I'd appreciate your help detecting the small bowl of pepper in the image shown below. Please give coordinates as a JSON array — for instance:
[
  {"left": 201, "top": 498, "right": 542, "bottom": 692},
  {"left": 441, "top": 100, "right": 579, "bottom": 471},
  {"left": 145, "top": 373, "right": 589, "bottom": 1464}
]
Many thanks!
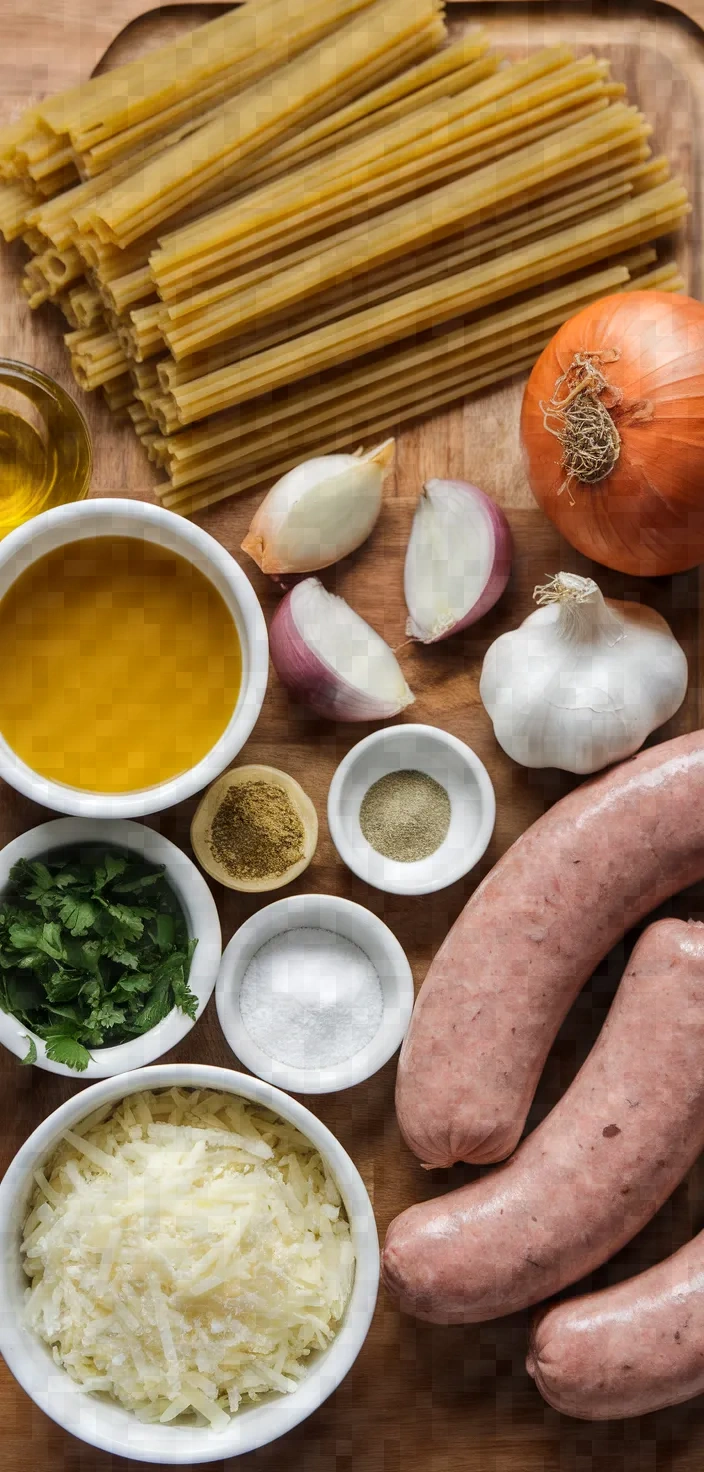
[
  {"left": 190, "top": 764, "right": 318, "bottom": 892},
  {"left": 327, "top": 724, "right": 496, "bottom": 896}
]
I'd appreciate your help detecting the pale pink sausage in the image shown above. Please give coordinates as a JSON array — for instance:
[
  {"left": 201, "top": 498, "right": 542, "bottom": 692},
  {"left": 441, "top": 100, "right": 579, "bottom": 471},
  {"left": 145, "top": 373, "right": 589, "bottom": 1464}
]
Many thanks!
[
  {"left": 396, "top": 730, "right": 704, "bottom": 1168},
  {"left": 528, "top": 1230, "right": 704, "bottom": 1420},
  {"left": 384, "top": 920, "right": 704, "bottom": 1324}
]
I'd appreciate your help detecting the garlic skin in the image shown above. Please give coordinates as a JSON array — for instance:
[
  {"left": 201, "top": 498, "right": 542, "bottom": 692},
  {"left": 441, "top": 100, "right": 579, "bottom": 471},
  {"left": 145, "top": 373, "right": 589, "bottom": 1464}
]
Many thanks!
[
  {"left": 479, "top": 572, "right": 688, "bottom": 775},
  {"left": 241, "top": 439, "right": 394, "bottom": 575}
]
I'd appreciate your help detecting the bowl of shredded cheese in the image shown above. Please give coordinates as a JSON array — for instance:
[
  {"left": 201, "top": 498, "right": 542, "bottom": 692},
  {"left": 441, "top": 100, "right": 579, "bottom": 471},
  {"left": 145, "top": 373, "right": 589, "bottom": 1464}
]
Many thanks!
[{"left": 0, "top": 1064, "right": 379, "bottom": 1463}]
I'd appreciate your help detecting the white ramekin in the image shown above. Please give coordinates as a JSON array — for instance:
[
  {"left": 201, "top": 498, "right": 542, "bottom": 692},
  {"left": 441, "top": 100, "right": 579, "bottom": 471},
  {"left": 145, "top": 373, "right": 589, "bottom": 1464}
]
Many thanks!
[
  {"left": 327, "top": 724, "right": 496, "bottom": 895},
  {"left": 0, "top": 1064, "right": 379, "bottom": 1463},
  {"left": 216, "top": 892, "right": 415, "bottom": 1093},
  {"left": 0, "top": 499, "right": 269, "bottom": 817},
  {"left": 0, "top": 818, "right": 221, "bottom": 1077}
]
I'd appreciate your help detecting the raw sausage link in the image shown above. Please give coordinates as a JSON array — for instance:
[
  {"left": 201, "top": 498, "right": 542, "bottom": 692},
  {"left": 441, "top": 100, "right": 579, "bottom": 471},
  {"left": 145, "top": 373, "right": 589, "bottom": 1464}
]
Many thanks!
[
  {"left": 384, "top": 920, "right": 704, "bottom": 1324},
  {"left": 396, "top": 729, "right": 704, "bottom": 1168},
  {"left": 527, "top": 1228, "right": 704, "bottom": 1420}
]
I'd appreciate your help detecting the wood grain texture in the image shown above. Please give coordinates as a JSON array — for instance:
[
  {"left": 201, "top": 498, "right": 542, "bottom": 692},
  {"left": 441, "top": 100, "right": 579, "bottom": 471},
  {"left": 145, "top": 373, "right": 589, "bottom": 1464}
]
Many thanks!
[{"left": 2, "top": 2, "right": 704, "bottom": 1468}]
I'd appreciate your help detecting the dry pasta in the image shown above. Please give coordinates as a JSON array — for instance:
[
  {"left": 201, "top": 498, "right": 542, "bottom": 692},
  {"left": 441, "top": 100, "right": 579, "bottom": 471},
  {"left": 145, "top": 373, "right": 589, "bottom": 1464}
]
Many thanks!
[
  {"left": 152, "top": 253, "right": 661, "bottom": 485},
  {"left": 0, "top": 0, "right": 690, "bottom": 516},
  {"left": 158, "top": 258, "right": 683, "bottom": 514},
  {"left": 102, "top": 375, "right": 135, "bottom": 414},
  {"left": 158, "top": 102, "right": 653, "bottom": 358},
  {"left": 152, "top": 51, "right": 618, "bottom": 301},
  {"left": 33, "top": 0, "right": 381, "bottom": 158},
  {"left": 165, "top": 173, "right": 687, "bottom": 422},
  {"left": 225, "top": 31, "right": 495, "bottom": 199},
  {"left": 79, "top": 0, "right": 446, "bottom": 247},
  {"left": 155, "top": 94, "right": 636, "bottom": 359},
  {"left": 153, "top": 160, "right": 662, "bottom": 407}
]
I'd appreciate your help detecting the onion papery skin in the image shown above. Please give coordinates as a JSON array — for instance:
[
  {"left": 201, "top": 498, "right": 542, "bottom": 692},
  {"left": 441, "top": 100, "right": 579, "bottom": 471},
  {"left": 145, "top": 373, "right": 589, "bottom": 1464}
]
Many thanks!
[
  {"left": 521, "top": 292, "right": 704, "bottom": 577},
  {"left": 270, "top": 584, "right": 413, "bottom": 721}
]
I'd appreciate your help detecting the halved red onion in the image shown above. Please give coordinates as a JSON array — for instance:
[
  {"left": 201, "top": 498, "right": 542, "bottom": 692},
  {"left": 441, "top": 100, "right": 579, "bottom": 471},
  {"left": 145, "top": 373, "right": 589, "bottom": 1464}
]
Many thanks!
[
  {"left": 404, "top": 478, "right": 513, "bottom": 643},
  {"left": 270, "top": 577, "right": 414, "bottom": 721}
]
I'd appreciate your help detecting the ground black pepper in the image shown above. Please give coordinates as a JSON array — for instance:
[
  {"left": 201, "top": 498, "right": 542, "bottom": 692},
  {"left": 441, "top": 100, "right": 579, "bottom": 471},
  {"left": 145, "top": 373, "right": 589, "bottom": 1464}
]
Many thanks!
[
  {"left": 209, "top": 780, "right": 305, "bottom": 880},
  {"left": 359, "top": 768, "right": 451, "bottom": 862}
]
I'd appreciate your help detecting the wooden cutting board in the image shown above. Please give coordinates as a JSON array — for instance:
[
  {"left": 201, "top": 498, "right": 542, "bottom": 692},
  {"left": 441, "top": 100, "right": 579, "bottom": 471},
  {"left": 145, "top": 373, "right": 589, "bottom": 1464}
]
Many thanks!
[{"left": 2, "top": 2, "right": 704, "bottom": 1468}]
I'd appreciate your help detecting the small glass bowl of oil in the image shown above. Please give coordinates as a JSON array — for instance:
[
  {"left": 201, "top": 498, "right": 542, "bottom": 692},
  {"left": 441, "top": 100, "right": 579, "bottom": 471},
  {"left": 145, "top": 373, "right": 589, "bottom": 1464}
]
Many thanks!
[{"left": 0, "top": 359, "right": 92, "bottom": 537}]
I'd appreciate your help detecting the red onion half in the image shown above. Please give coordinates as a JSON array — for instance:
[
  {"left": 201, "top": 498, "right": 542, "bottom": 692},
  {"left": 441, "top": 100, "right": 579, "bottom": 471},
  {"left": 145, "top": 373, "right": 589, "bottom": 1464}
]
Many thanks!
[
  {"left": 270, "top": 577, "right": 414, "bottom": 721},
  {"left": 404, "top": 479, "right": 512, "bottom": 643}
]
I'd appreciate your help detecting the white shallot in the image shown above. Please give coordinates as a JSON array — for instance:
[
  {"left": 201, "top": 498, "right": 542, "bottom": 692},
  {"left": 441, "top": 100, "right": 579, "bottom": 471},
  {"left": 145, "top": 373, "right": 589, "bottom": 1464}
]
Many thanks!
[
  {"left": 269, "top": 576, "right": 414, "bottom": 721},
  {"left": 404, "top": 478, "right": 512, "bottom": 642},
  {"left": 241, "top": 440, "right": 394, "bottom": 575},
  {"left": 479, "top": 571, "right": 688, "bottom": 774}
]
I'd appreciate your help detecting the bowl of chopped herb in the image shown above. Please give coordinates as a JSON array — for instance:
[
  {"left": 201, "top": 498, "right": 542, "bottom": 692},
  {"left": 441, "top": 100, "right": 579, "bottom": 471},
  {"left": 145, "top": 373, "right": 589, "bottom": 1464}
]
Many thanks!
[{"left": 0, "top": 818, "right": 221, "bottom": 1076}]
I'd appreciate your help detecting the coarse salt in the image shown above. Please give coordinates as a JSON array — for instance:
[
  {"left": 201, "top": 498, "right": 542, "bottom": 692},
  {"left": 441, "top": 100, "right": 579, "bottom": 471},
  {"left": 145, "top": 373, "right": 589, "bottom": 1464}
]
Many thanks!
[{"left": 239, "top": 927, "right": 383, "bottom": 1069}]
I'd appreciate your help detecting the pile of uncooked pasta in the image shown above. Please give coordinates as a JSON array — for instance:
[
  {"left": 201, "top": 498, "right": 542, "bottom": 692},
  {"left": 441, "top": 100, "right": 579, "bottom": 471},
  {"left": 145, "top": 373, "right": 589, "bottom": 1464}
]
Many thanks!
[{"left": 0, "top": 0, "right": 688, "bottom": 514}]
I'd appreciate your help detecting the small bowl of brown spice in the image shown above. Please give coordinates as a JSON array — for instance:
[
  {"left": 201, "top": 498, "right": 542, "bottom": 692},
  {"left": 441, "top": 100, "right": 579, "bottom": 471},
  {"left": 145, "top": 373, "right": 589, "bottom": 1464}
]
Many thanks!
[{"left": 190, "top": 764, "right": 318, "bottom": 892}]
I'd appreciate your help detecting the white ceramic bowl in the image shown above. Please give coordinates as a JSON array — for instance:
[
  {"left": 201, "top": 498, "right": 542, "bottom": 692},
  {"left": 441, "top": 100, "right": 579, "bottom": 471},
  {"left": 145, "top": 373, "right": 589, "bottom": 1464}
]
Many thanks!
[
  {"left": 0, "top": 818, "right": 221, "bottom": 1077},
  {"left": 0, "top": 499, "right": 269, "bottom": 818},
  {"left": 0, "top": 1063, "right": 379, "bottom": 1464},
  {"left": 327, "top": 723, "right": 496, "bottom": 896},
  {"left": 216, "top": 893, "right": 414, "bottom": 1094}
]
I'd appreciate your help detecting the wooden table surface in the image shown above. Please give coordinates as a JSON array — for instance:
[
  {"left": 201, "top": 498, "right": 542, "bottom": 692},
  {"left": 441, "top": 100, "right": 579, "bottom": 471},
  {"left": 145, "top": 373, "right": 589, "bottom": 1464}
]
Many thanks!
[{"left": 3, "top": 1, "right": 704, "bottom": 1468}]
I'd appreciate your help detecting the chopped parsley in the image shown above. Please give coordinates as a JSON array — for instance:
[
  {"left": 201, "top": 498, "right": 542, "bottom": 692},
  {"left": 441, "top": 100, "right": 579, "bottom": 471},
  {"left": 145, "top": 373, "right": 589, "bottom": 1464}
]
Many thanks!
[{"left": 0, "top": 848, "right": 197, "bottom": 1071}]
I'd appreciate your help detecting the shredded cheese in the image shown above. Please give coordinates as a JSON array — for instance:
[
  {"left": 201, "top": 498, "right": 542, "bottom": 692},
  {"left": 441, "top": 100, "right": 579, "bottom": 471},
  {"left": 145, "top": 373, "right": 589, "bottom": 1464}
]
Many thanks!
[{"left": 21, "top": 1088, "right": 355, "bottom": 1428}]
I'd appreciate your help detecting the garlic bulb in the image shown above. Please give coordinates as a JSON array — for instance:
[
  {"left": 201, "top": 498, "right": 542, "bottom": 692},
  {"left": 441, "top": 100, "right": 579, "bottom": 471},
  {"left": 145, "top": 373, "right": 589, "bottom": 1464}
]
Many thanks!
[
  {"left": 479, "top": 572, "right": 688, "bottom": 774},
  {"left": 241, "top": 440, "right": 394, "bottom": 576}
]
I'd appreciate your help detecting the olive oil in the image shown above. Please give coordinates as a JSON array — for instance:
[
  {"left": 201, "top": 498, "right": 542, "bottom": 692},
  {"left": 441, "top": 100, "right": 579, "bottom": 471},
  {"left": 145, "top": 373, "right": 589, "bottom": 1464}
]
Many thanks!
[{"left": 0, "top": 361, "right": 92, "bottom": 535}]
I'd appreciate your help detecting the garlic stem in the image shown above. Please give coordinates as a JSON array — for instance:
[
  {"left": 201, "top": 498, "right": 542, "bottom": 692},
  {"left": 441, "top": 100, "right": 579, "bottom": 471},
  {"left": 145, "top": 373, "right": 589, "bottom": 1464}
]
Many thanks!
[{"left": 534, "top": 572, "right": 625, "bottom": 648}]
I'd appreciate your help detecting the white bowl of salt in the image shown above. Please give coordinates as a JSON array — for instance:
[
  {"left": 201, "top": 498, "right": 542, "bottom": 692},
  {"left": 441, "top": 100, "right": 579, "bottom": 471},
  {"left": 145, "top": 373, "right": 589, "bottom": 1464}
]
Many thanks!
[{"left": 215, "top": 894, "right": 414, "bottom": 1093}]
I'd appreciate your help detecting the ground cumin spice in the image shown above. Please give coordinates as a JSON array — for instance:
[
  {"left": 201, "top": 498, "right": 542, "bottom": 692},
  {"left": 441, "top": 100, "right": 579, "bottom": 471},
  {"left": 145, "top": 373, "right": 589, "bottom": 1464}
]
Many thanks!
[{"left": 209, "top": 780, "right": 305, "bottom": 881}]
